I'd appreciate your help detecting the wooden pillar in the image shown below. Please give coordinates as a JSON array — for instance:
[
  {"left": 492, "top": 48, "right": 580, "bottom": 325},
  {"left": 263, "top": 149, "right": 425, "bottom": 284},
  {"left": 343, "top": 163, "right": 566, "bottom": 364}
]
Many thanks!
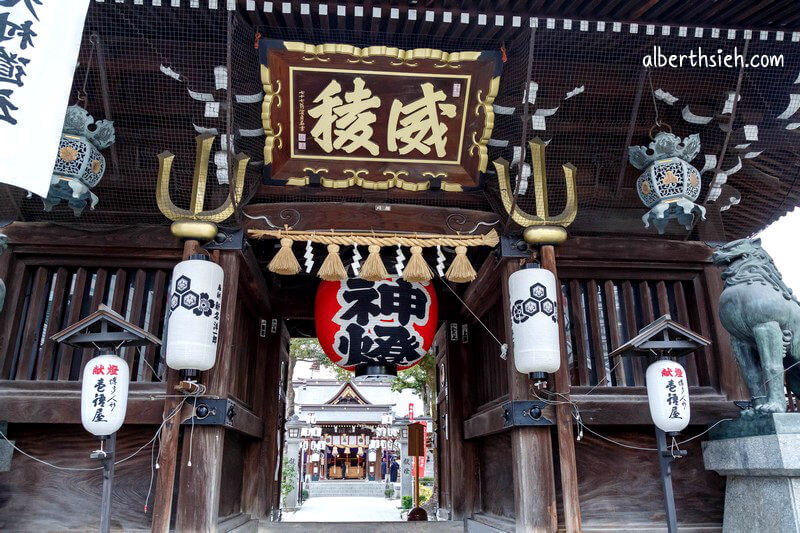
[
  {"left": 151, "top": 239, "right": 199, "bottom": 533},
  {"left": 500, "top": 259, "right": 558, "bottom": 533},
  {"left": 174, "top": 250, "right": 240, "bottom": 532},
  {"left": 241, "top": 314, "right": 273, "bottom": 519},
  {"left": 447, "top": 328, "right": 479, "bottom": 520},
  {"left": 541, "top": 245, "right": 582, "bottom": 533}
]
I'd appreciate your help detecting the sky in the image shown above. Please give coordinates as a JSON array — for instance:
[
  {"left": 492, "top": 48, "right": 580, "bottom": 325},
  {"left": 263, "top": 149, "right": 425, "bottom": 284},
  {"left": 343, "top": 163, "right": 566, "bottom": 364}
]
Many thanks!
[{"left": 757, "top": 207, "right": 800, "bottom": 293}]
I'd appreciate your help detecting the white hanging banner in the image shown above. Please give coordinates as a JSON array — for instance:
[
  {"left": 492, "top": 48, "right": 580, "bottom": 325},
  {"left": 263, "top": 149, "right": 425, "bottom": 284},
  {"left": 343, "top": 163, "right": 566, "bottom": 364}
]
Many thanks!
[{"left": 0, "top": 1, "right": 91, "bottom": 198}]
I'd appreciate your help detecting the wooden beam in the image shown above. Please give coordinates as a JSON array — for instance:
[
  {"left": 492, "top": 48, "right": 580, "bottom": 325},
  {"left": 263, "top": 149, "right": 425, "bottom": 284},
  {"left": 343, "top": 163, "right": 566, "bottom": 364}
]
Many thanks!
[
  {"left": 3, "top": 222, "right": 181, "bottom": 254},
  {"left": 541, "top": 245, "right": 581, "bottom": 533},
  {"left": 446, "top": 325, "right": 479, "bottom": 519},
  {"left": 152, "top": 239, "right": 200, "bottom": 533},
  {"left": 702, "top": 265, "right": 748, "bottom": 400},
  {"left": 556, "top": 235, "right": 712, "bottom": 263},
  {"left": 15, "top": 267, "right": 49, "bottom": 380},
  {"left": 243, "top": 202, "right": 499, "bottom": 235},
  {"left": 241, "top": 312, "right": 275, "bottom": 519},
  {"left": 175, "top": 250, "right": 240, "bottom": 532},
  {"left": 463, "top": 400, "right": 556, "bottom": 440},
  {"left": 461, "top": 253, "right": 500, "bottom": 320},
  {"left": 499, "top": 258, "right": 557, "bottom": 532},
  {"left": 0, "top": 381, "right": 165, "bottom": 423},
  {"left": 239, "top": 245, "right": 271, "bottom": 317},
  {"left": 36, "top": 267, "right": 68, "bottom": 381},
  {"left": 571, "top": 388, "right": 739, "bottom": 425}
]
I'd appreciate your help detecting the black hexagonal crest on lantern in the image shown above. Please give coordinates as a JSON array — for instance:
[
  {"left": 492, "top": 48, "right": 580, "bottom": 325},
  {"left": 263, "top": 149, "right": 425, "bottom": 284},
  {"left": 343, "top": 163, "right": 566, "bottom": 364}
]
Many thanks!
[
  {"left": 523, "top": 298, "right": 540, "bottom": 315},
  {"left": 175, "top": 275, "right": 191, "bottom": 294},
  {"left": 181, "top": 290, "right": 199, "bottom": 310},
  {"left": 169, "top": 294, "right": 180, "bottom": 311},
  {"left": 512, "top": 283, "right": 559, "bottom": 324},
  {"left": 530, "top": 283, "right": 547, "bottom": 300}
]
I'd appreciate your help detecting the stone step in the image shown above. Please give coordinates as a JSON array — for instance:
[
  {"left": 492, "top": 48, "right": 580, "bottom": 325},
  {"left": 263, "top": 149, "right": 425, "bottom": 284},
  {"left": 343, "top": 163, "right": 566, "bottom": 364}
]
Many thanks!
[
  {"left": 306, "top": 481, "right": 395, "bottom": 498},
  {"left": 259, "top": 521, "right": 465, "bottom": 532}
]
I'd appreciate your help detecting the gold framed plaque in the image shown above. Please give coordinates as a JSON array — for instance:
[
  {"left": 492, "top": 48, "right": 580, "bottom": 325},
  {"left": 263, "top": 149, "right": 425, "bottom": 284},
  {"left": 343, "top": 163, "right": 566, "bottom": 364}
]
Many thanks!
[{"left": 258, "top": 39, "right": 503, "bottom": 191}]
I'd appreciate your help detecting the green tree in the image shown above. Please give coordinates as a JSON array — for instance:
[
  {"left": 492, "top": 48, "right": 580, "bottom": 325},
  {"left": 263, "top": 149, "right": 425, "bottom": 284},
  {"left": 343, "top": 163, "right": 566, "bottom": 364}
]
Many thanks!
[
  {"left": 286, "top": 338, "right": 351, "bottom": 417},
  {"left": 280, "top": 456, "right": 297, "bottom": 502},
  {"left": 391, "top": 353, "right": 436, "bottom": 417}
]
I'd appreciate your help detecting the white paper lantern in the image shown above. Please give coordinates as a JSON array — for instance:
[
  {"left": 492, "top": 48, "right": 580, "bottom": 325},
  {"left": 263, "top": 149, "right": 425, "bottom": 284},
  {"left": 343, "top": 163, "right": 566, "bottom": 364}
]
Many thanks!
[
  {"left": 302, "top": 440, "right": 309, "bottom": 450},
  {"left": 311, "top": 453, "right": 320, "bottom": 462},
  {"left": 314, "top": 427, "right": 322, "bottom": 437},
  {"left": 81, "top": 353, "right": 129, "bottom": 436},
  {"left": 508, "top": 266, "right": 561, "bottom": 374},
  {"left": 646, "top": 360, "right": 691, "bottom": 433},
  {"left": 368, "top": 450, "right": 376, "bottom": 462},
  {"left": 165, "top": 255, "right": 224, "bottom": 371}
]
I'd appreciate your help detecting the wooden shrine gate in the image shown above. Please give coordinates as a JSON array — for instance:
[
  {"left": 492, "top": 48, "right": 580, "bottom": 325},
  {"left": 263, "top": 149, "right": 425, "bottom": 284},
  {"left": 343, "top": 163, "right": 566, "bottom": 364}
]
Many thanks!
[{"left": 0, "top": 221, "right": 744, "bottom": 532}]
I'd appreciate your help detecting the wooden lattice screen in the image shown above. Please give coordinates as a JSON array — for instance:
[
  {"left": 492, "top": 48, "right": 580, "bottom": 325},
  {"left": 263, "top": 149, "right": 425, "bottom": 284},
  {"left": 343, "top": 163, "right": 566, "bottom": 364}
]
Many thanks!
[
  {"left": 560, "top": 277, "right": 716, "bottom": 388},
  {"left": 2, "top": 266, "right": 171, "bottom": 382}
]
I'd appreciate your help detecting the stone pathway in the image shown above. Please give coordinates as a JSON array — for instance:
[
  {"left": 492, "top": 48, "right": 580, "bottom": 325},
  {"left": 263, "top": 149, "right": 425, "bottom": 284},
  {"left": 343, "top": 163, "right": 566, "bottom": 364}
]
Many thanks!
[{"left": 283, "top": 496, "right": 403, "bottom": 522}]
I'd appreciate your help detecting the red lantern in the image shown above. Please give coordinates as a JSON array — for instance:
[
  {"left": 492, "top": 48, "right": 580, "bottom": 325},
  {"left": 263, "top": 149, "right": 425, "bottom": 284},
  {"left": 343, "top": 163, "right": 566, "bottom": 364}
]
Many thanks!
[{"left": 315, "top": 278, "right": 438, "bottom": 378}]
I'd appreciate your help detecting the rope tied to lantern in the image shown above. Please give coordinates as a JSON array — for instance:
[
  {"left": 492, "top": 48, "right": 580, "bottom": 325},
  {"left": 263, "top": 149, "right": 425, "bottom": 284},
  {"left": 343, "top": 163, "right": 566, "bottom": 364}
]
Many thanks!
[{"left": 250, "top": 228, "right": 499, "bottom": 283}]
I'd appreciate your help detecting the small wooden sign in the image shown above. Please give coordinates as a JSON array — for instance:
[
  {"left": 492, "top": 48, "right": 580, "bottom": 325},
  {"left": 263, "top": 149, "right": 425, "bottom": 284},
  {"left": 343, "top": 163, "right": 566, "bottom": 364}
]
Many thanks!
[
  {"left": 258, "top": 39, "right": 502, "bottom": 191},
  {"left": 407, "top": 422, "right": 425, "bottom": 457}
]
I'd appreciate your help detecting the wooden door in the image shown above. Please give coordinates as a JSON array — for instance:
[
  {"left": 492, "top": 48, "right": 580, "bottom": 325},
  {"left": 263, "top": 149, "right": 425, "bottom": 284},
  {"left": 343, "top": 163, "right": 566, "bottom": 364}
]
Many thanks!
[{"left": 434, "top": 323, "right": 451, "bottom": 515}]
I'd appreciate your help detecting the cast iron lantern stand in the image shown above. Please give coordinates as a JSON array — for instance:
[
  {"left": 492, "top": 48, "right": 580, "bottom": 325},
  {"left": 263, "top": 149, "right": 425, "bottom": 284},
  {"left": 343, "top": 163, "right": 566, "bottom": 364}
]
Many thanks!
[
  {"left": 51, "top": 304, "right": 161, "bottom": 533},
  {"left": 609, "top": 314, "right": 710, "bottom": 533}
]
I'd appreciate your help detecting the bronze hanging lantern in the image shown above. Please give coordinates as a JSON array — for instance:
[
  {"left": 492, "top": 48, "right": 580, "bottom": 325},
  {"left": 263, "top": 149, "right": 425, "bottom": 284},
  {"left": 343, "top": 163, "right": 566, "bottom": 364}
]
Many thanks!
[{"left": 629, "top": 132, "right": 706, "bottom": 234}]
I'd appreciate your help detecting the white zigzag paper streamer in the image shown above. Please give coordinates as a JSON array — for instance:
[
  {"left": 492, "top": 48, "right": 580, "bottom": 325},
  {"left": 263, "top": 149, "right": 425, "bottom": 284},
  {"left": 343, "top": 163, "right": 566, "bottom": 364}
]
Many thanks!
[
  {"left": 351, "top": 245, "right": 362, "bottom": 276},
  {"left": 395, "top": 244, "right": 405, "bottom": 277},
  {"left": 436, "top": 246, "right": 446, "bottom": 277},
  {"left": 304, "top": 240, "right": 314, "bottom": 273}
]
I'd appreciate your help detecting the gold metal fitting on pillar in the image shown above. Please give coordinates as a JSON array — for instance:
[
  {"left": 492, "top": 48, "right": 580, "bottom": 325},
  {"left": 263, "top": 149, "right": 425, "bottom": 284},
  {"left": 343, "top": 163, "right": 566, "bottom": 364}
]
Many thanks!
[
  {"left": 156, "top": 133, "right": 250, "bottom": 240},
  {"left": 494, "top": 137, "right": 577, "bottom": 245}
]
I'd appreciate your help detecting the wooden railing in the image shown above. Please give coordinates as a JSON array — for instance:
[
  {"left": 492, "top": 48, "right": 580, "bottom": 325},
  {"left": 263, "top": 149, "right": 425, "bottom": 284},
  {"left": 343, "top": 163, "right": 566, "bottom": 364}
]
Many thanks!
[
  {"left": 559, "top": 277, "right": 715, "bottom": 388},
  {"left": 1, "top": 265, "right": 171, "bottom": 382},
  {"left": 0, "top": 223, "right": 184, "bottom": 384},
  {"left": 463, "top": 236, "right": 745, "bottom": 417}
]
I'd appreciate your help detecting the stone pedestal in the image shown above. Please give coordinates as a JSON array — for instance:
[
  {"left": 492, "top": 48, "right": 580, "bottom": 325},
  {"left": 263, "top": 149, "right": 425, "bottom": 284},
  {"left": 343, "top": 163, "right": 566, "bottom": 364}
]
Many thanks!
[{"left": 702, "top": 413, "right": 800, "bottom": 533}]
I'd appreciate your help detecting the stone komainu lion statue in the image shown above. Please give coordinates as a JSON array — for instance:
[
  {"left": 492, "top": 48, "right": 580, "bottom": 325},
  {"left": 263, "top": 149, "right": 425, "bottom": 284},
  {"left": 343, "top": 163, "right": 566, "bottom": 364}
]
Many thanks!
[{"left": 712, "top": 238, "right": 800, "bottom": 414}]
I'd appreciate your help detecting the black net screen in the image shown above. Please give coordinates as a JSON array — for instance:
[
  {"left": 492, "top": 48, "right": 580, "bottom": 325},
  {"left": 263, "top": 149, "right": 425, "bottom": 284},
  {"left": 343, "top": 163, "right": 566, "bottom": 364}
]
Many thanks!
[{"left": 0, "top": 3, "right": 798, "bottom": 241}]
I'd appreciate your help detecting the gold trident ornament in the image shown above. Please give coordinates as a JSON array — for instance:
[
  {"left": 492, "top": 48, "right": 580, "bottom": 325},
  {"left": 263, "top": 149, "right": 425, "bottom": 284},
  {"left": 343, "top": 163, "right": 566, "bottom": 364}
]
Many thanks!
[
  {"left": 157, "top": 133, "right": 250, "bottom": 240},
  {"left": 494, "top": 137, "right": 577, "bottom": 244}
]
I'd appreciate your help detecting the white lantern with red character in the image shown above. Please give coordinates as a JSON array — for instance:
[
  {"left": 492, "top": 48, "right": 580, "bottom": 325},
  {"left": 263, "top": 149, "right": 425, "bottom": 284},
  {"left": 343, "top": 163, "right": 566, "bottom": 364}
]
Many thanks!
[
  {"left": 81, "top": 352, "right": 130, "bottom": 436},
  {"left": 646, "top": 359, "right": 690, "bottom": 433},
  {"left": 315, "top": 278, "right": 438, "bottom": 378}
]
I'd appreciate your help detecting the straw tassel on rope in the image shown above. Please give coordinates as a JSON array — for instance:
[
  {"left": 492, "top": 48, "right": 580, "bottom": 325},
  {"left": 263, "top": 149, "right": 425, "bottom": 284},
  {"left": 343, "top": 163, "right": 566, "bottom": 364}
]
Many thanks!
[
  {"left": 360, "top": 245, "right": 389, "bottom": 281},
  {"left": 252, "top": 228, "right": 499, "bottom": 282},
  {"left": 318, "top": 244, "right": 347, "bottom": 281},
  {"left": 445, "top": 245, "right": 477, "bottom": 283},
  {"left": 402, "top": 246, "right": 433, "bottom": 282},
  {"left": 268, "top": 237, "right": 300, "bottom": 275}
]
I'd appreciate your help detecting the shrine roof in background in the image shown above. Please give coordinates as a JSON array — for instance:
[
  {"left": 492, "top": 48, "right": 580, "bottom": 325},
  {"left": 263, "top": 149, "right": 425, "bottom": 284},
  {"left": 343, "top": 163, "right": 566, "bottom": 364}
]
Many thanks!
[{"left": 0, "top": 1, "right": 798, "bottom": 241}]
